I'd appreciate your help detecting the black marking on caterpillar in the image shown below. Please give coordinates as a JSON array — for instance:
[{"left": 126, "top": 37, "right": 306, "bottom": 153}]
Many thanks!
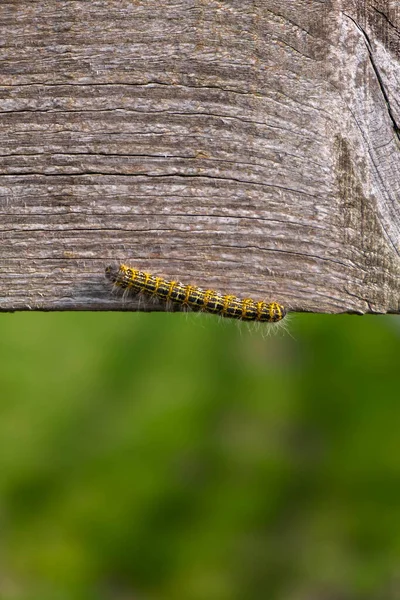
[{"left": 106, "top": 263, "right": 287, "bottom": 323}]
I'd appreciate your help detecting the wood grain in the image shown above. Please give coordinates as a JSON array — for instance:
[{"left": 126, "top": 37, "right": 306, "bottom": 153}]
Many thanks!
[{"left": 1, "top": 0, "right": 399, "bottom": 314}]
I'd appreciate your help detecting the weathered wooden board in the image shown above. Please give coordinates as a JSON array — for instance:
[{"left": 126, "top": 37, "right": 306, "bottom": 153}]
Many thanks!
[{"left": 0, "top": 0, "right": 399, "bottom": 314}]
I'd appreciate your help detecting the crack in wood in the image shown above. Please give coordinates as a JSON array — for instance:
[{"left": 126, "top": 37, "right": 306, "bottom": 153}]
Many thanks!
[{"left": 344, "top": 12, "right": 400, "bottom": 142}]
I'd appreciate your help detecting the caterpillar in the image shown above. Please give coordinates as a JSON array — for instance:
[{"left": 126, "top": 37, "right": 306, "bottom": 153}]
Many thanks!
[{"left": 105, "top": 263, "right": 286, "bottom": 323}]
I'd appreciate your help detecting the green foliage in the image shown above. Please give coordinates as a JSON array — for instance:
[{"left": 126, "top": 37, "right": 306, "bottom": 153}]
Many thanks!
[{"left": 0, "top": 312, "right": 399, "bottom": 600}]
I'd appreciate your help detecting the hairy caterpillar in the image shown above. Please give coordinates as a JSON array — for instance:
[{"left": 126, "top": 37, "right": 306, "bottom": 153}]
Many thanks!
[{"left": 106, "top": 263, "right": 286, "bottom": 323}]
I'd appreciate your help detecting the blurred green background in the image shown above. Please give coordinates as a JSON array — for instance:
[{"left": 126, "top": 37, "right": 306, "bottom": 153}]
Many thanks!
[{"left": 0, "top": 312, "right": 399, "bottom": 600}]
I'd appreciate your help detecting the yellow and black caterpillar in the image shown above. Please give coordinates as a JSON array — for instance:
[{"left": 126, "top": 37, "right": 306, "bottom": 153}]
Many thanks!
[{"left": 106, "top": 263, "right": 286, "bottom": 323}]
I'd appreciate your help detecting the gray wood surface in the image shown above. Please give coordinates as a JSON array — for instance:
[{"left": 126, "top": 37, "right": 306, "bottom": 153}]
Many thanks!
[{"left": 1, "top": 0, "right": 399, "bottom": 314}]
